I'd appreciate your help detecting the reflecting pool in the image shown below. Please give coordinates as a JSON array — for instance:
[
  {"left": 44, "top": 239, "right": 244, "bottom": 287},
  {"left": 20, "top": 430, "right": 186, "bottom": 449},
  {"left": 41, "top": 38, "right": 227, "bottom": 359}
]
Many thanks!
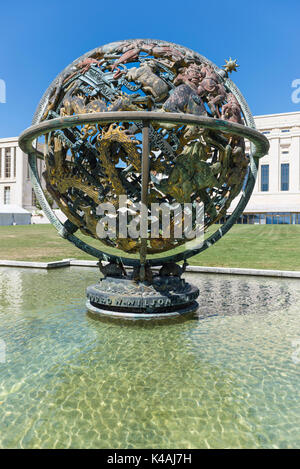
[{"left": 0, "top": 267, "right": 300, "bottom": 448}]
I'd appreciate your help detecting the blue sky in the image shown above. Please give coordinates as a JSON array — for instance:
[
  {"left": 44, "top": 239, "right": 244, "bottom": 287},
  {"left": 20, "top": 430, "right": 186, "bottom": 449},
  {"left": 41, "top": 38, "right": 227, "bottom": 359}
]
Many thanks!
[{"left": 0, "top": 0, "right": 299, "bottom": 137}]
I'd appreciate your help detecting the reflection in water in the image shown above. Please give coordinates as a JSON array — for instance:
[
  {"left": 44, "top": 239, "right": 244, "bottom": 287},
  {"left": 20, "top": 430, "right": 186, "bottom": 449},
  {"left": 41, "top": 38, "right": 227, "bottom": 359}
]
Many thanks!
[
  {"left": 0, "top": 268, "right": 25, "bottom": 313},
  {"left": 0, "top": 267, "right": 300, "bottom": 448},
  {"left": 195, "top": 275, "right": 291, "bottom": 318}
]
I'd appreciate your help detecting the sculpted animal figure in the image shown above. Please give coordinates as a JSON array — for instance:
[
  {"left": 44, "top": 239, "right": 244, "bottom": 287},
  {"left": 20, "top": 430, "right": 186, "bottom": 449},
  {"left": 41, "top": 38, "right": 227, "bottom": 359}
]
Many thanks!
[
  {"left": 174, "top": 63, "right": 203, "bottom": 88},
  {"left": 159, "top": 143, "right": 220, "bottom": 199},
  {"left": 98, "top": 261, "right": 127, "bottom": 278},
  {"left": 63, "top": 58, "right": 104, "bottom": 84},
  {"left": 221, "top": 93, "right": 243, "bottom": 124},
  {"left": 163, "top": 84, "right": 206, "bottom": 115},
  {"left": 44, "top": 124, "right": 142, "bottom": 243},
  {"left": 198, "top": 64, "right": 217, "bottom": 81},
  {"left": 111, "top": 40, "right": 144, "bottom": 71},
  {"left": 60, "top": 94, "right": 107, "bottom": 116},
  {"left": 198, "top": 82, "right": 226, "bottom": 117},
  {"left": 142, "top": 43, "right": 184, "bottom": 63},
  {"left": 125, "top": 61, "right": 169, "bottom": 101},
  {"left": 197, "top": 64, "right": 226, "bottom": 117},
  {"left": 74, "top": 58, "right": 103, "bottom": 75},
  {"left": 60, "top": 92, "right": 147, "bottom": 117},
  {"left": 108, "top": 93, "right": 149, "bottom": 111},
  {"left": 159, "top": 261, "right": 187, "bottom": 277},
  {"left": 111, "top": 40, "right": 184, "bottom": 71},
  {"left": 42, "top": 58, "right": 104, "bottom": 119}
]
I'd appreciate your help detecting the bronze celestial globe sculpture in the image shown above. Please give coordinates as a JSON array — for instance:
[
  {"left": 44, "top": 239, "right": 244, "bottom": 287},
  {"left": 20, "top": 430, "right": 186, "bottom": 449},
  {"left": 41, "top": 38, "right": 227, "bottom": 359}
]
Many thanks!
[{"left": 19, "top": 39, "right": 269, "bottom": 319}]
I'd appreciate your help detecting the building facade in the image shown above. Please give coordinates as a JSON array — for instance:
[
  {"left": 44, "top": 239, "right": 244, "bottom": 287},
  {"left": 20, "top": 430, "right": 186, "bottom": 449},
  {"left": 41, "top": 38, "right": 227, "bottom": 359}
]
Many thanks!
[
  {"left": 226, "top": 111, "right": 300, "bottom": 224},
  {"left": 0, "top": 111, "right": 300, "bottom": 223},
  {"left": 0, "top": 136, "right": 45, "bottom": 211}
]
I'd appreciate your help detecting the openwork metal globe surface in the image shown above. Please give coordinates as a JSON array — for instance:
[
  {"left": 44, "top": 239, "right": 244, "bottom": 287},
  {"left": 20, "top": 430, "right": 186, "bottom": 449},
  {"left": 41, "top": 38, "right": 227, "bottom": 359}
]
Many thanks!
[
  {"left": 19, "top": 40, "right": 269, "bottom": 320},
  {"left": 19, "top": 39, "right": 269, "bottom": 268}
]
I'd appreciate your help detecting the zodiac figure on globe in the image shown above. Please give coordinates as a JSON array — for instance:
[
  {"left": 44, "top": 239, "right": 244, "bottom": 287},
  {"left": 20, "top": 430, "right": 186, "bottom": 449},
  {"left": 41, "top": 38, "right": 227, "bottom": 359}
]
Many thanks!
[{"left": 19, "top": 39, "right": 269, "bottom": 319}]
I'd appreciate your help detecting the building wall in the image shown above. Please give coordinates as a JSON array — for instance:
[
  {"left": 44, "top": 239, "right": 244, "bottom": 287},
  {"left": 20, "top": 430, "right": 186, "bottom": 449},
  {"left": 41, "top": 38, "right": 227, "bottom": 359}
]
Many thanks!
[
  {"left": 0, "top": 138, "right": 19, "bottom": 206},
  {"left": 251, "top": 111, "right": 300, "bottom": 209},
  {"left": 226, "top": 111, "right": 300, "bottom": 223},
  {"left": 0, "top": 136, "right": 45, "bottom": 211}
]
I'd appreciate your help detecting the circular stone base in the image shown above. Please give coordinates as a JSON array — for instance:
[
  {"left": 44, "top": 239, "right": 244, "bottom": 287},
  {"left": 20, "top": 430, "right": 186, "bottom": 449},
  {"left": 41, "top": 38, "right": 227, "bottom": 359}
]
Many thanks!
[{"left": 86, "top": 275, "right": 199, "bottom": 320}]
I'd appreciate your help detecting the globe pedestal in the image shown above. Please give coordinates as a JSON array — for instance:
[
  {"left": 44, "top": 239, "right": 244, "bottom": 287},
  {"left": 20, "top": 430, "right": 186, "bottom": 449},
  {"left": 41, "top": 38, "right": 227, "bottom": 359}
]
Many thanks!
[{"left": 86, "top": 275, "right": 199, "bottom": 320}]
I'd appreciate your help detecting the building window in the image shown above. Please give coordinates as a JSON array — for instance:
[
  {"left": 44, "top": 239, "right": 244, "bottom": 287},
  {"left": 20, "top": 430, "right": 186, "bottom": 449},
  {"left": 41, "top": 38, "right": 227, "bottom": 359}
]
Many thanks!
[
  {"left": 281, "top": 129, "right": 290, "bottom": 133},
  {"left": 4, "top": 186, "right": 10, "bottom": 204},
  {"left": 261, "top": 164, "right": 269, "bottom": 191},
  {"left": 281, "top": 163, "right": 289, "bottom": 191},
  {"left": 218, "top": 212, "right": 300, "bottom": 226},
  {"left": 5, "top": 148, "right": 11, "bottom": 178},
  {"left": 32, "top": 188, "right": 37, "bottom": 207},
  {"left": 262, "top": 131, "right": 270, "bottom": 135},
  {"left": 13, "top": 147, "right": 16, "bottom": 178}
]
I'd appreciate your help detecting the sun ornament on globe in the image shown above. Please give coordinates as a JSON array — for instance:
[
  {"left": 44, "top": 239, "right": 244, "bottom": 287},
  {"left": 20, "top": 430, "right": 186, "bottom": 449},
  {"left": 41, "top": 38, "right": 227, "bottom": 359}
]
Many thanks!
[{"left": 19, "top": 39, "right": 269, "bottom": 320}]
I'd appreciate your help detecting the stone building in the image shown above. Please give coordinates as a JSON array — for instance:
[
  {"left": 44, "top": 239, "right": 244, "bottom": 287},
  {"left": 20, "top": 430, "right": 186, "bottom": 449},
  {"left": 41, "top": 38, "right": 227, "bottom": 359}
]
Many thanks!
[
  {"left": 0, "top": 137, "right": 45, "bottom": 211},
  {"left": 228, "top": 111, "right": 300, "bottom": 224}
]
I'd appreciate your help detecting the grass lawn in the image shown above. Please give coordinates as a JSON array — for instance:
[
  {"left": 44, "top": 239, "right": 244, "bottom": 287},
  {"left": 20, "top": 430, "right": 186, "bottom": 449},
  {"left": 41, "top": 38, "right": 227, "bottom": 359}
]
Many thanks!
[{"left": 0, "top": 223, "right": 299, "bottom": 270}]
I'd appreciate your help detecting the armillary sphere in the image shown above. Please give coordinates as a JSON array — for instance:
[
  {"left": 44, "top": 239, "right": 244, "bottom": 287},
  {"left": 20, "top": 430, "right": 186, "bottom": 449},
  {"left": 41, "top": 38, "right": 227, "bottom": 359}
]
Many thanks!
[{"left": 19, "top": 39, "right": 269, "bottom": 319}]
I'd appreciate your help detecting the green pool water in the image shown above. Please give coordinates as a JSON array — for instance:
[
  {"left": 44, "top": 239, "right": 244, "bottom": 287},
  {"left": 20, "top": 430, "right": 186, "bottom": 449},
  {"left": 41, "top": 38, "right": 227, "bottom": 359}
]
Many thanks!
[{"left": 0, "top": 267, "right": 300, "bottom": 449}]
